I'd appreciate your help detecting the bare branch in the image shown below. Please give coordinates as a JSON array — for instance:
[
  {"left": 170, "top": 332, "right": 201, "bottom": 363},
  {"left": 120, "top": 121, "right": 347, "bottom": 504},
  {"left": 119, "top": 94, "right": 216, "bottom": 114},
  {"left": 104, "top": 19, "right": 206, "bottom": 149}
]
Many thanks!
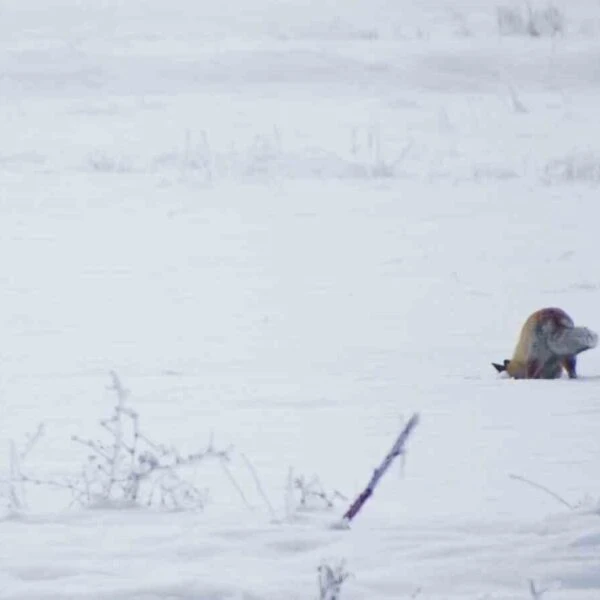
[{"left": 341, "top": 413, "right": 419, "bottom": 524}]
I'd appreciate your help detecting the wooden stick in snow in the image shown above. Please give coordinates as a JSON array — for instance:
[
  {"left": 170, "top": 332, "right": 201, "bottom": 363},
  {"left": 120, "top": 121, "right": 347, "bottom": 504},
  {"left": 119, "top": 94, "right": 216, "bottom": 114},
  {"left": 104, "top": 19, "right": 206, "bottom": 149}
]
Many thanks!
[{"left": 340, "top": 413, "right": 419, "bottom": 525}]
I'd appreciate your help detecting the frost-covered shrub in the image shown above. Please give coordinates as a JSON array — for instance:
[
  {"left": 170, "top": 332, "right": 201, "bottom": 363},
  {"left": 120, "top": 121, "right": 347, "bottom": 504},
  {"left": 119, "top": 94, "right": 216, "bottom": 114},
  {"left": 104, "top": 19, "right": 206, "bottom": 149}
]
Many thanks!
[
  {"left": 88, "top": 151, "right": 134, "bottom": 173},
  {"left": 154, "top": 126, "right": 411, "bottom": 181},
  {"left": 497, "top": 3, "right": 565, "bottom": 37},
  {"left": 284, "top": 470, "right": 346, "bottom": 520},
  {"left": 497, "top": 5, "right": 528, "bottom": 35},
  {"left": 0, "top": 425, "right": 45, "bottom": 517},
  {"left": 317, "top": 561, "right": 351, "bottom": 600},
  {"left": 543, "top": 152, "right": 600, "bottom": 184},
  {"left": 18, "top": 372, "right": 233, "bottom": 511}
]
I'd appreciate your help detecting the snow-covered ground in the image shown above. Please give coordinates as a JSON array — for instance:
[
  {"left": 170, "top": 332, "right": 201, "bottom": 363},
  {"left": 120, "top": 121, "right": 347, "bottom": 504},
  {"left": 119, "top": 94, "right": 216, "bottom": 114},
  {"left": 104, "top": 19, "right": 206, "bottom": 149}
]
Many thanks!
[{"left": 1, "top": 1, "right": 600, "bottom": 598}]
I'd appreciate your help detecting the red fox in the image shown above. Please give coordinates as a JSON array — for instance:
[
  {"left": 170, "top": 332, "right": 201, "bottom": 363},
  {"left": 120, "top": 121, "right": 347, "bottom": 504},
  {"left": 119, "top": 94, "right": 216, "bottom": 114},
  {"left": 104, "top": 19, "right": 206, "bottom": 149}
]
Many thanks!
[{"left": 492, "top": 307, "right": 597, "bottom": 379}]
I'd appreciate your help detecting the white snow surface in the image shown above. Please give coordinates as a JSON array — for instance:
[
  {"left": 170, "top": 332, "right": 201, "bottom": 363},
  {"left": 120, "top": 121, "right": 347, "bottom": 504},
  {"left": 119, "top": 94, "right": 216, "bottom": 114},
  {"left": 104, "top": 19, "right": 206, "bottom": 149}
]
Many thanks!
[{"left": 2, "top": 1, "right": 600, "bottom": 598}]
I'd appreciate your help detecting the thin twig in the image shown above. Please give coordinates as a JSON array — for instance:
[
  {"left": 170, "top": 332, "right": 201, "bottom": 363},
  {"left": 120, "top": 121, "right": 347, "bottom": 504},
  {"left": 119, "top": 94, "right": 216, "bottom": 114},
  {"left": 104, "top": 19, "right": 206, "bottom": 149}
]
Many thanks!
[
  {"left": 19, "top": 423, "right": 45, "bottom": 461},
  {"left": 71, "top": 436, "right": 113, "bottom": 461},
  {"left": 219, "top": 458, "right": 253, "bottom": 510},
  {"left": 509, "top": 474, "right": 574, "bottom": 510},
  {"left": 240, "top": 453, "right": 278, "bottom": 520},
  {"left": 529, "top": 578, "right": 549, "bottom": 599}
]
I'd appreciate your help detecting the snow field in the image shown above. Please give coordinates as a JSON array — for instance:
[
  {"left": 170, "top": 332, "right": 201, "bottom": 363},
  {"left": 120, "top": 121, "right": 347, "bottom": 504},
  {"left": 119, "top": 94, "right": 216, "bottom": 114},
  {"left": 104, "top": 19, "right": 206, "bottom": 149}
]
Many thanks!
[{"left": 1, "top": 1, "right": 600, "bottom": 598}]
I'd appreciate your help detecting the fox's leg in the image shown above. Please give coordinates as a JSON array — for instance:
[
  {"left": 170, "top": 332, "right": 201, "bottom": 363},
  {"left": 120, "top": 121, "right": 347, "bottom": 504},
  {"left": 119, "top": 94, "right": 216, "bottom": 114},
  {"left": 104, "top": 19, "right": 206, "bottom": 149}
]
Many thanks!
[
  {"left": 528, "top": 357, "right": 563, "bottom": 379},
  {"left": 526, "top": 359, "right": 540, "bottom": 378},
  {"left": 562, "top": 355, "right": 577, "bottom": 379}
]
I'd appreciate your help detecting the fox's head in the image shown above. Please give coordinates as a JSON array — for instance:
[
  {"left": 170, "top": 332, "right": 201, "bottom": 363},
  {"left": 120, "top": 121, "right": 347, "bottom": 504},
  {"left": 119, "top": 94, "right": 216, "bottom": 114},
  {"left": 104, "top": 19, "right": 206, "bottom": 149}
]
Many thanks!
[{"left": 492, "top": 359, "right": 510, "bottom": 373}]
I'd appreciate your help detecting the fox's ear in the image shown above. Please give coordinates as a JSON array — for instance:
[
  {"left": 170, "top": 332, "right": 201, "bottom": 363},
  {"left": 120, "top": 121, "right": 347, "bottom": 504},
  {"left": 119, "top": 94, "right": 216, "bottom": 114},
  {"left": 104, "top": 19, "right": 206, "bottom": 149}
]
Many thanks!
[{"left": 492, "top": 361, "right": 508, "bottom": 373}]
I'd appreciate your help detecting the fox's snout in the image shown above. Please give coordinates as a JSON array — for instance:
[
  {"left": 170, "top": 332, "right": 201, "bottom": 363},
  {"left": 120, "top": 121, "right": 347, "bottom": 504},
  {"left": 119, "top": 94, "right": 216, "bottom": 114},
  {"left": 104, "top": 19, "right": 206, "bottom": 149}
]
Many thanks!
[{"left": 492, "top": 360, "right": 510, "bottom": 374}]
